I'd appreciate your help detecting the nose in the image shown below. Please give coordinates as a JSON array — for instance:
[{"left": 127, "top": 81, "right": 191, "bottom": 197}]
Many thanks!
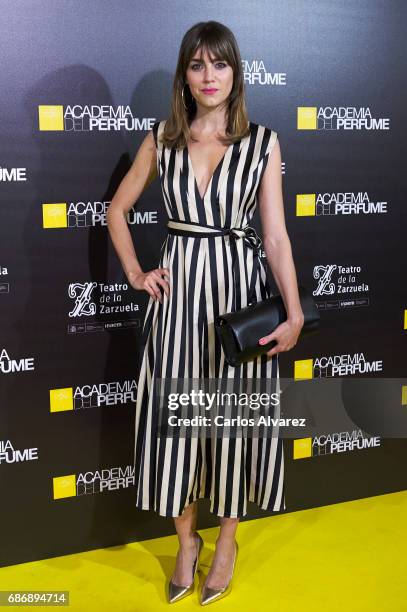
[{"left": 202, "top": 65, "right": 215, "bottom": 83}]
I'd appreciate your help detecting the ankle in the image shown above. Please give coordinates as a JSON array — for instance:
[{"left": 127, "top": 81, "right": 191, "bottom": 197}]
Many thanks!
[
  {"left": 215, "top": 535, "right": 236, "bottom": 546},
  {"left": 179, "top": 532, "right": 198, "bottom": 551}
]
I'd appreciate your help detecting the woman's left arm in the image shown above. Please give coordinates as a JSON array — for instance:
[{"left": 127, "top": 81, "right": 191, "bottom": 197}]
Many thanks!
[{"left": 257, "top": 136, "right": 304, "bottom": 356}]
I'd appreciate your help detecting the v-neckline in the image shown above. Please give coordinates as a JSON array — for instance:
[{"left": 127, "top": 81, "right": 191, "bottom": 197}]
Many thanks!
[
  {"left": 186, "top": 122, "right": 251, "bottom": 201},
  {"left": 186, "top": 141, "right": 233, "bottom": 202}
]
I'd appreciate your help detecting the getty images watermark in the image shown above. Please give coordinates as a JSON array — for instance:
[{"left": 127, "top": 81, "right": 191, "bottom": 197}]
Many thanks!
[
  {"left": 153, "top": 376, "right": 407, "bottom": 440},
  {"left": 155, "top": 377, "right": 285, "bottom": 439}
]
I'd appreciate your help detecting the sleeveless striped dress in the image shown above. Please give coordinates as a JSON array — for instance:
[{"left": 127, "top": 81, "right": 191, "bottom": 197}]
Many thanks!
[{"left": 134, "top": 119, "right": 286, "bottom": 518}]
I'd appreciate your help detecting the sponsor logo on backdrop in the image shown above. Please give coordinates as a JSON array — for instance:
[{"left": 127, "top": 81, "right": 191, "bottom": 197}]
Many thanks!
[
  {"left": 0, "top": 265, "right": 9, "bottom": 294},
  {"left": 0, "top": 348, "right": 35, "bottom": 374},
  {"left": 52, "top": 465, "right": 135, "bottom": 499},
  {"left": 0, "top": 167, "right": 27, "bottom": 181},
  {"left": 242, "top": 59, "right": 286, "bottom": 86},
  {"left": 297, "top": 106, "right": 390, "bottom": 130},
  {"left": 296, "top": 192, "right": 388, "bottom": 216},
  {"left": 49, "top": 379, "right": 137, "bottom": 412},
  {"left": 294, "top": 353, "right": 383, "bottom": 379},
  {"left": 311, "top": 263, "right": 370, "bottom": 308},
  {"left": 68, "top": 282, "right": 138, "bottom": 316},
  {"left": 0, "top": 439, "right": 39, "bottom": 464},
  {"left": 38, "top": 105, "right": 153, "bottom": 132},
  {"left": 293, "top": 428, "right": 381, "bottom": 459},
  {"left": 42, "top": 201, "right": 158, "bottom": 229},
  {"left": 67, "top": 281, "right": 143, "bottom": 333}
]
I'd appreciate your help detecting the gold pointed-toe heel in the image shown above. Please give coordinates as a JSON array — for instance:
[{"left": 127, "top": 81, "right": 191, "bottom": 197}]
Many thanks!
[
  {"left": 199, "top": 540, "right": 239, "bottom": 606},
  {"left": 167, "top": 531, "right": 204, "bottom": 604}
]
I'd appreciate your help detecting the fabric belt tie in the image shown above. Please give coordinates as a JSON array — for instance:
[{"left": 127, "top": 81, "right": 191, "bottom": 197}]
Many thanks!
[{"left": 166, "top": 218, "right": 268, "bottom": 308}]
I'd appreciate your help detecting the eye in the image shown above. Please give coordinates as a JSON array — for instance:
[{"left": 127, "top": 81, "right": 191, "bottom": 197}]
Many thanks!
[{"left": 189, "top": 61, "right": 228, "bottom": 71}]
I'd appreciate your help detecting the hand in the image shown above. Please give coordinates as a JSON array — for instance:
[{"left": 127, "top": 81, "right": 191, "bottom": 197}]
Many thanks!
[
  {"left": 129, "top": 268, "right": 170, "bottom": 303},
  {"left": 258, "top": 316, "right": 304, "bottom": 357}
]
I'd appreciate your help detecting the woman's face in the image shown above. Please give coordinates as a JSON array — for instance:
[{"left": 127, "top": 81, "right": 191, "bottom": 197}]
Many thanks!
[{"left": 185, "top": 47, "right": 233, "bottom": 111}]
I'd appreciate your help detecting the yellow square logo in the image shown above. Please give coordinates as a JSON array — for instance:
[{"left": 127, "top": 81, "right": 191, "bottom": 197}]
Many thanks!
[
  {"left": 53, "top": 474, "right": 76, "bottom": 499},
  {"left": 294, "top": 359, "right": 313, "bottom": 380},
  {"left": 293, "top": 438, "right": 312, "bottom": 459},
  {"left": 402, "top": 386, "right": 407, "bottom": 406},
  {"left": 404, "top": 309, "right": 407, "bottom": 329},
  {"left": 38, "top": 105, "right": 64, "bottom": 131},
  {"left": 50, "top": 387, "right": 73, "bottom": 412},
  {"left": 297, "top": 107, "right": 317, "bottom": 130},
  {"left": 43, "top": 203, "right": 67, "bottom": 228},
  {"left": 297, "top": 194, "right": 316, "bottom": 216}
]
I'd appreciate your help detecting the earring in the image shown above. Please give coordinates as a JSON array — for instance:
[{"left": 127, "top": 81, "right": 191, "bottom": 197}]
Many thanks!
[{"left": 181, "top": 84, "right": 188, "bottom": 110}]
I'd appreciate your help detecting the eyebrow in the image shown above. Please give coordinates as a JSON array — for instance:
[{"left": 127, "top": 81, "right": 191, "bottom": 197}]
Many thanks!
[{"left": 190, "top": 57, "right": 224, "bottom": 63}]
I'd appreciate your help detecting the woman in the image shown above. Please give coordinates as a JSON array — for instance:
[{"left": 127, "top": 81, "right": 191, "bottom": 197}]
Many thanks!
[{"left": 107, "top": 20, "right": 304, "bottom": 606}]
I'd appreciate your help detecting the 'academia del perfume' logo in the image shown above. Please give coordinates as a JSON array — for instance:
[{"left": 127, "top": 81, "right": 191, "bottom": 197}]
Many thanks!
[
  {"left": 52, "top": 465, "right": 135, "bottom": 499},
  {"left": 49, "top": 379, "right": 137, "bottom": 412},
  {"left": 296, "top": 191, "right": 388, "bottom": 216},
  {"left": 42, "top": 201, "right": 158, "bottom": 229},
  {"left": 242, "top": 59, "right": 286, "bottom": 86},
  {"left": 294, "top": 352, "right": 383, "bottom": 379},
  {"left": 0, "top": 166, "right": 27, "bottom": 182},
  {"left": 0, "top": 439, "right": 39, "bottom": 464},
  {"left": 297, "top": 106, "right": 390, "bottom": 130},
  {"left": 38, "top": 105, "right": 153, "bottom": 132},
  {"left": 293, "top": 428, "right": 381, "bottom": 459},
  {"left": 0, "top": 348, "right": 35, "bottom": 374}
]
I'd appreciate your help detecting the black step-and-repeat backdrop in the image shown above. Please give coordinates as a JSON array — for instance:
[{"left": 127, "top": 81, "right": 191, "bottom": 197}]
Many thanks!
[{"left": 1, "top": 1, "right": 406, "bottom": 567}]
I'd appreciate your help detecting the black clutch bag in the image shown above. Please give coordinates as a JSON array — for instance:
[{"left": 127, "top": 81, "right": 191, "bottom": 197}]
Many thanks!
[{"left": 214, "top": 285, "right": 320, "bottom": 367}]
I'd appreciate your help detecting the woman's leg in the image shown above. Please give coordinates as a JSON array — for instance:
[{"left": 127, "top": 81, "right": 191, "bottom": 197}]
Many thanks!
[
  {"left": 204, "top": 517, "right": 239, "bottom": 588},
  {"left": 171, "top": 501, "right": 200, "bottom": 586}
]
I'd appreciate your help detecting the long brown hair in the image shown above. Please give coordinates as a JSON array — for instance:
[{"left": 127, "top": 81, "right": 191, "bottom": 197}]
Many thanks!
[{"left": 160, "top": 21, "right": 250, "bottom": 150}]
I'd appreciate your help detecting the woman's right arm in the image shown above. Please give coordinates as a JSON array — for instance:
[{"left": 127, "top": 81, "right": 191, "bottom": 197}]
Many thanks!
[{"left": 106, "top": 129, "right": 169, "bottom": 303}]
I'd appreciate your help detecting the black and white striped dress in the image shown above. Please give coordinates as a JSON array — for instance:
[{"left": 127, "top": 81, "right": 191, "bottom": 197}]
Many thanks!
[{"left": 134, "top": 119, "right": 285, "bottom": 518}]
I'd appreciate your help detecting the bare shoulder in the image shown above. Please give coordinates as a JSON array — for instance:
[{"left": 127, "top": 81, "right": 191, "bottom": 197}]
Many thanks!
[
  {"left": 126, "top": 123, "right": 160, "bottom": 191},
  {"left": 138, "top": 119, "right": 165, "bottom": 150},
  {"left": 131, "top": 129, "right": 155, "bottom": 167}
]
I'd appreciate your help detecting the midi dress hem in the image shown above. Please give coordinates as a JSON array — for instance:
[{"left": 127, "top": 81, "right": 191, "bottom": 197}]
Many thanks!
[{"left": 135, "top": 492, "right": 286, "bottom": 519}]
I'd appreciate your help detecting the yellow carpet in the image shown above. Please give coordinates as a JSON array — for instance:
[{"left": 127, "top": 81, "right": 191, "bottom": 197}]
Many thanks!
[{"left": 1, "top": 490, "right": 406, "bottom": 611}]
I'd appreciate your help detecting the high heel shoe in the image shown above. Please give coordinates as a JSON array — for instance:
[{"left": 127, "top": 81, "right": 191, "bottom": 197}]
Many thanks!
[
  {"left": 199, "top": 539, "right": 239, "bottom": 605},
  {"left": 167, "top": 531, "right": 204, "bottom": 604}
]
